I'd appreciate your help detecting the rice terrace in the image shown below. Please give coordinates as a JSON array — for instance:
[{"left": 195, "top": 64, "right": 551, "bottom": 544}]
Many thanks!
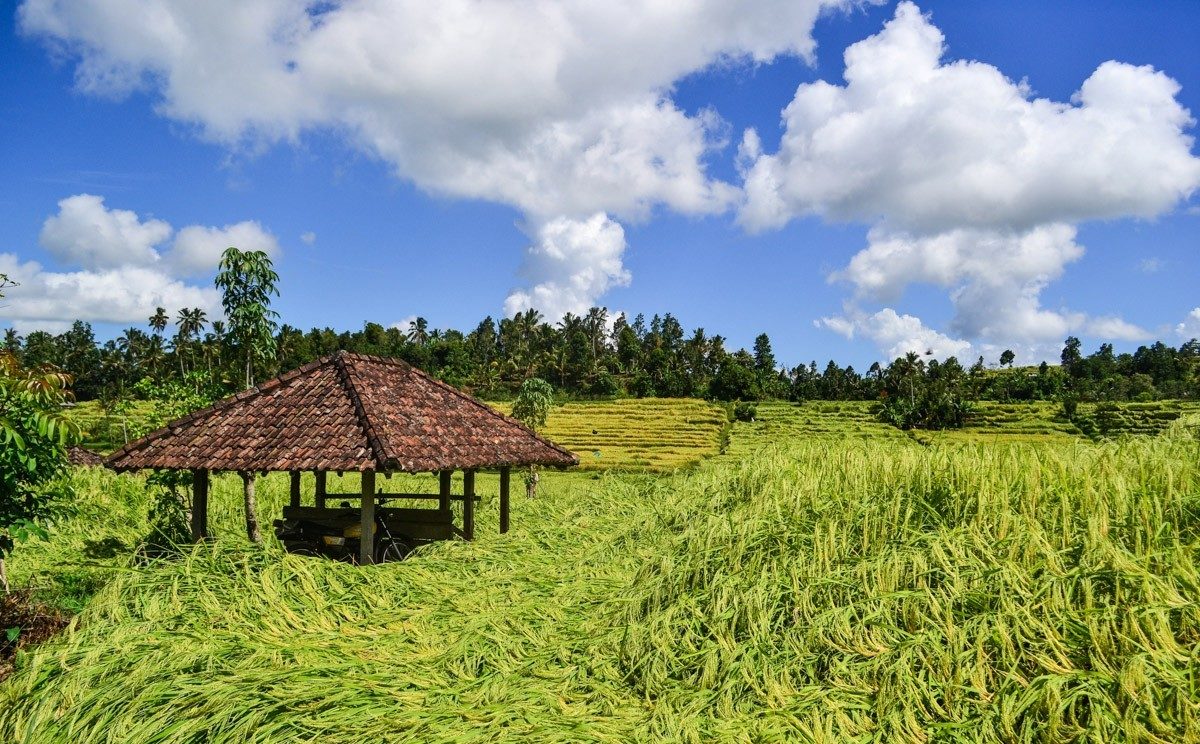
[{"left": 3, "top": 1, "right": 1200, "bottom": 743}]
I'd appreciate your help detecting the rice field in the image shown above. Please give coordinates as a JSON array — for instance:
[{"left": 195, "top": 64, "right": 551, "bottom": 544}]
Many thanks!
[
  {"left": 4, "top": 398, "right": 1200, "bottom": 742},
  {"left": 723, "top": 401, "right": 909, "bottom": 458},
  {"left": 63, "top": 399, "right": 156, "bottom": 452},
  {"left": 5, "top": 417, "right": 1199, "bottom": 741},
  {"left": 490, "top": 398, "right": 727, "bottom": 471}
]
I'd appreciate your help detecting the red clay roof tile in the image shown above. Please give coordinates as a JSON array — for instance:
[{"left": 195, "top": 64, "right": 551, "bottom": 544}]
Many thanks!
[{"left": 104, "top": 352, "right": 578, "bottom": 473}]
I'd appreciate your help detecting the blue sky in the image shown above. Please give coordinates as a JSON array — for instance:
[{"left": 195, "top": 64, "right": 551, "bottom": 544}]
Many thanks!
[{"left": 1, "top": 0, "right": 1197, "bottom": 369}]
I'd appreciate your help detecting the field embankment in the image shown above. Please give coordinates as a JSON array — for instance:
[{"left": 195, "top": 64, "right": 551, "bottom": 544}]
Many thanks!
[{"left": 4, "top": 430, "right": 1199, "bottom": 742}]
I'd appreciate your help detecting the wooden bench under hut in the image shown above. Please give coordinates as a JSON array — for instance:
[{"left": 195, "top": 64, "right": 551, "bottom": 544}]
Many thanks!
[{"left": 104, "top": 351, "right": 578, "bottom": 563}]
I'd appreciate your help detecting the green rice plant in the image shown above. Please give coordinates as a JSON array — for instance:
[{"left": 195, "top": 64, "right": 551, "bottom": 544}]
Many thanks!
[
  {"left": 620, "top": 437, "right": 1200, "bottom": 741},
  {"left": 7, "top": 466, "right": 153, "bottom": 613},
  {"left": 4, "top": 413, "right": 1200, "bottom": 742}
]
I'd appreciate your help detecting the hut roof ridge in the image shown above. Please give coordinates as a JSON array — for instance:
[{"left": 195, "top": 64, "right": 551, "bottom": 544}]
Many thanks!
[
  {"left": 334, "top": 351, "right": 576, "bottom": 465},
  {"left": 104, "top": 350, "right": 578, "bottom": 473}
]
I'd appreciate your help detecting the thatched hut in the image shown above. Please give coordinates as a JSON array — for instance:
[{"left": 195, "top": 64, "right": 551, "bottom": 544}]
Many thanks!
[{"left": 105, "top": 351, "right": 577, "bottom": 563}]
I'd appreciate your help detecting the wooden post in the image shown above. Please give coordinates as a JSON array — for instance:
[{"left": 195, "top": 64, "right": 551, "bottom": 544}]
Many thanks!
[
  {"left": 360, "top": 470, "right": 376, "bottom": 565},
  {"left": 241, "top": 471, "right": 262, "bottom": 544},
  {"left": 315, "top": 471, "right": 327, "bottom": 508},
  {"left": 439, "top": 470, "right": 452, "bottom": 513},
  {"left": 289, "top": 471, "right": 301, "bottom": 508},
  {"left": 463, "top": 469, "right": 475, "bottom": 541},
  {"left": 499, "top": 467, "right": 510, "bottom": 534},
  {"left": 191, "top": 468, "right": 209, "bottom": 540}
]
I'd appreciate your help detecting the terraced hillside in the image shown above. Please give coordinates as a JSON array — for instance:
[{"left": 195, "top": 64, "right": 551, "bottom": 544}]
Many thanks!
[
  {"left": 906, "top": 401, "right": 1082, "bottom": 445},
  {"left": 934, "top": 400, "right": 1200, "bottom": 443},
  {"left": 491, "top": 398, "right": 727, "bottom": 471},
  {"left": 1073, "top": 400, "right": 1200, "bottom": 437},
  {"left": 725, "top": 401, "right": 910, "bottom": 457},
  {"left": 62, "top": 400, "right": 155, "bottom": 453},
  {"left": 731, "top": 399, "right": 1200, "bottom": 450}
]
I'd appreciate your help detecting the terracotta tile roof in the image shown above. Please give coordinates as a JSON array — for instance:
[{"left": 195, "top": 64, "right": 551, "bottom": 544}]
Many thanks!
[
  {"left": 104, "top": 352, "right": 578, "bottom": 473},
  {"left": 67, "top": 446, "right": 103, "bottom": 466}
]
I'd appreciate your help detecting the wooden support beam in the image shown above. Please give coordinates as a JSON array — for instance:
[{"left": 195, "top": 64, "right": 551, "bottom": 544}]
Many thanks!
[
  {"left": 241, "top": 471, "right": 262, "bottom": 544},
  {"left": 463, "top": 469, "right": 475, "bottom": 541},
  {"left": 439, "top": 470, "right": 452, "bottom": 513},
  {"left": 315, "top": 471, "right": 327, "bottom": 509},
  {"left": 499, "top": 467, "right": 510, "bottom": 534},
  {"left": 289, "top": 471, "right": 301, "bottom": 507},
  {"left": 360, "top": 470, "right": 376, "bottom": 565},
  {"left": 191, "top": 468, "right": 209, "bottom": 541}
]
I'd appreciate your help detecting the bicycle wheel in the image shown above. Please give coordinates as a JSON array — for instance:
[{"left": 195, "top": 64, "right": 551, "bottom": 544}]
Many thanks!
[{"left": 375, "top": 538, "right": 410, "bottom": 563}]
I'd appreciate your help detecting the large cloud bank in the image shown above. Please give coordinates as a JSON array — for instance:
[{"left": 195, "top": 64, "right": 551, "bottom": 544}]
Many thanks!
[
  {"left": 16, "top": 1, "right": 1200, "bottom": 352},
  {"left": 742, "top": 2, "right": 1200, "bottom": 361},
  {"left": 19, "top": 0, "right": 856, "bottom": 318}
]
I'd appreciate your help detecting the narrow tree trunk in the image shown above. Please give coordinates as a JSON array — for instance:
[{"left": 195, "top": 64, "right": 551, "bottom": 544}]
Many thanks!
[
  {"left": 241, "top": 472, "right": 262, "bottom": 544},
  {"left": 0, "top": 556, "right": 8, "bottom": 594}
]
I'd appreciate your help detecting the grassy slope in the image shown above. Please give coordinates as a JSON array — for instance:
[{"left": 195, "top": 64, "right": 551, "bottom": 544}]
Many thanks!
[
  {"left": 490, "top": 398, "right": 727, "bottom": 471},
  {"left": 63, "top": 400, "right": 156, "bottom": 453},
  {"left": 4, "top": 420, "right": 1200, "bottom": 741},
  {"left": 5, "top": 400, "right": 1200, "bottom": 741}
]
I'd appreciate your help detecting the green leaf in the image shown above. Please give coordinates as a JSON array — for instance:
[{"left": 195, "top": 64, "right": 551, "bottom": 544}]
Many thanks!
[{"left": 4, "top": 627, "right": 19, "bottom": 643}]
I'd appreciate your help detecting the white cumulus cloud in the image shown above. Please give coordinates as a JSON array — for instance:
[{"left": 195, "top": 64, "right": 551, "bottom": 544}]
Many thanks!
[
  {"left": 818, "top": 308, "right": 973, "bottom": 361},
  {"left": 744, "top": 2, "right": 1200, "bottom": 359},
  {"left": 1178, "top": 308, "right": 1200, "bottom": 339},
  {"left": 39, "top": 193, "right": 171, "bottom": 269},
  {"left": 2, "top": 195, "right": 278, "bottom": 331},
  {"left": 168, "top": 220, "right": 280, "bottom": 277},
  {"left": 18, "top": 0, "right": 861, "bottom": 312},
  {"left": 504, "top": 214, "right": 630, "bottom": 323},
  {"left": 0, "top": 253, "right": 219, "bottom": 328}
]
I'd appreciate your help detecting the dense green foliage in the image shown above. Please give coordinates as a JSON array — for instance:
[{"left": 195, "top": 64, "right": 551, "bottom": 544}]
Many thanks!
[
  {"left": 7, "top": 306, "right": 1197, "bottom": 412},
  {"left": 3, "top": 423, "right": 1199, "bottom": 741},
  {"left": 0, "top": 352, "right": 78, "bottom": 592},
  {"left": 876, "top": 353, "right": 974, "bottom": 430},
  {"left": 214, "top": 247, "right": 281, "bottom": 388},
  {"left": 510, "top": 377, "right": 554, "bottom": 431}
]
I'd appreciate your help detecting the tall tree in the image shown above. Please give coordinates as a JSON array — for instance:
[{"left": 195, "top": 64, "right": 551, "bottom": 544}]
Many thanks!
[
  {"left": 406, "top": 317, "right": 430, "bottom": 346},
  {"left": 175, "top": 307, "right": 208, "bottom": 376},
  {"left": 215, "top": 247, "right": 280, "bottom": 389},
  {"left": 214, "top": 247, "right": 278, "bottom": 544},
  {"left": 149, "top": 307, "right": 169, "bottom": 338},
  {"left": 511, "top": 377, "right": 554, "bottom": 497}
]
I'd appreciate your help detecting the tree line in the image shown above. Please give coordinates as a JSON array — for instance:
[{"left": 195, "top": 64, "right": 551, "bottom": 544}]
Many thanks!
[
  {"left": 1, "top": 242, "right": 1197, "bottom": 408},
  {"left": 4, "top": 311, "right": 1198, "bottom": 408}
]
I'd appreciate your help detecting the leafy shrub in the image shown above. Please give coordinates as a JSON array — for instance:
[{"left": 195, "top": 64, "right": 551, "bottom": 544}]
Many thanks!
[
  {"left": 1059, "top": 394, "right": 1079, "bottom": 419},
  {"left": 732, "top": 402, "right": 757, "bottom": 422}
]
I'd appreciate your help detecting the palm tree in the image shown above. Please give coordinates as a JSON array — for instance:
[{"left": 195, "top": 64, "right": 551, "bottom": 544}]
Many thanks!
[
  {"left": 584, "top": 306, "right": 608, "bottom": 368},
  {"left": 2, "top": 328, "right": 21, "bottom": 355},
  {"left": 149, "top": 307, "right": 169, "bottom": 337},
  {"left": 175, "top": 307, "right": 208, "bottom": 376},
  {"left": 514, "top": 308, "right": 543, "bottom": 378},
  {"left": 143, "top": 334, "right": 166, "bottom": 379},
  {"left": 208, "top": 320, "right": 227, "bottom": 374},
  {"left": 406, "top": 317, "right": 430, "bottom": 346}
]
